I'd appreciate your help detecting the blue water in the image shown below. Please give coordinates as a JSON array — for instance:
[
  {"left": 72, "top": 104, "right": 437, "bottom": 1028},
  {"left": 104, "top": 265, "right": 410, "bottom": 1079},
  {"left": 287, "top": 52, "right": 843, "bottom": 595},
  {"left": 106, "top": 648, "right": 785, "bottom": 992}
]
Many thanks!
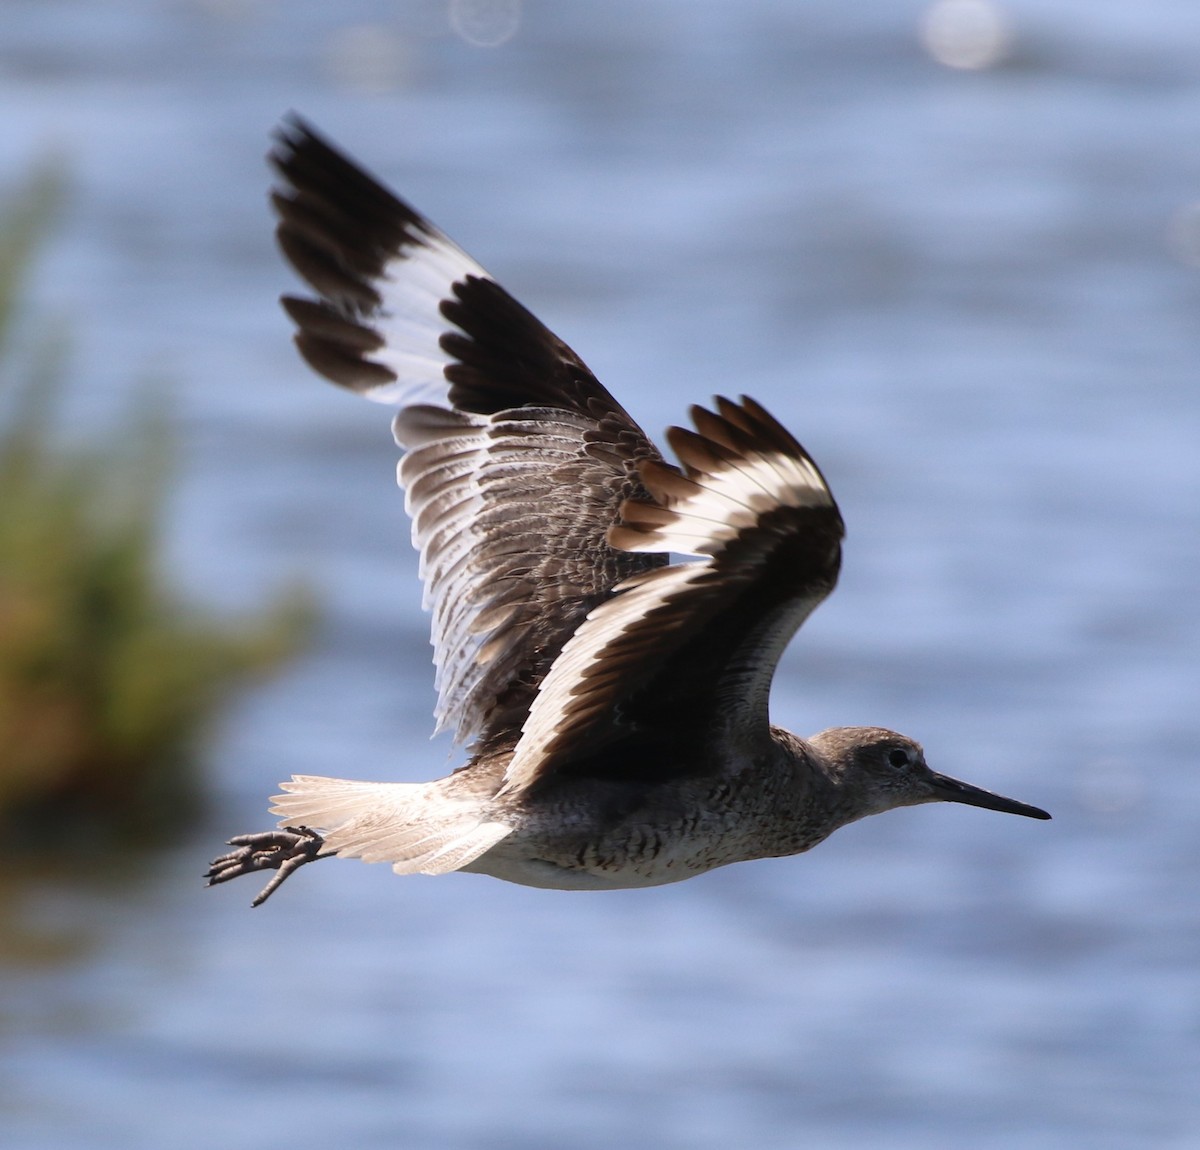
[{"left": 2, "top": 1, "right": 1198, "bottom": 1147}]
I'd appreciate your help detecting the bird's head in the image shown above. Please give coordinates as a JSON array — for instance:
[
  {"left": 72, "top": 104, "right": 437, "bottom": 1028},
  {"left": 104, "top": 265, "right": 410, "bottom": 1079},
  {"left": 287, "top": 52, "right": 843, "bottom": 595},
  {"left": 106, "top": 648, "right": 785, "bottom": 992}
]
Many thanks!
[{"left": 809, "top": 726, "right": 1051, "bottom": 822}]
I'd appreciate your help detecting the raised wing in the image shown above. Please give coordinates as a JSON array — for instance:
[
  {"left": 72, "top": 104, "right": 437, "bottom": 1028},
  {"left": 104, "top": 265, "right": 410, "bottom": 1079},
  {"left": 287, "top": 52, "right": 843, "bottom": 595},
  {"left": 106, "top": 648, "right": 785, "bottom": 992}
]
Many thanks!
[
  {"left": 502, "top": 396, "right": 845, "bottom": 794},
  {"left": 270, "top": 117, "right": 665, "bottom": 745}
]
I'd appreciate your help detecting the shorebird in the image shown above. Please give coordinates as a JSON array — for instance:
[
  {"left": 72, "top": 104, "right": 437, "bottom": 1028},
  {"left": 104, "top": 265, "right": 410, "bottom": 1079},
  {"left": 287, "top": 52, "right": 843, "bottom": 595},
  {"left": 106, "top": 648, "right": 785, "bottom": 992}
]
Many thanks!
[{"left": 207, "top": 117, "right": 1049, "bottom": 907}]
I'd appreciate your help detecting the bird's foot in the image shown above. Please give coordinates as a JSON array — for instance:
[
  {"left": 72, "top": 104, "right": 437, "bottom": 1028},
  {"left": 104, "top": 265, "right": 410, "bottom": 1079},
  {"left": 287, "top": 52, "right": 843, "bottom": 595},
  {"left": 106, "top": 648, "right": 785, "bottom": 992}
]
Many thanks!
[{"left": 205, "top": 825, "right": 330, "bottom": 907}]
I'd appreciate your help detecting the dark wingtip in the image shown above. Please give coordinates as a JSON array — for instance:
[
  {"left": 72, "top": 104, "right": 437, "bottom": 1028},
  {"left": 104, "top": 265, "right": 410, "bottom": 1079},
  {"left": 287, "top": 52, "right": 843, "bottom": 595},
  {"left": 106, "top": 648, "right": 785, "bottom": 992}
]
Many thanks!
[{"left": 271, "top": 110, "right": 323, "bottom": 154}]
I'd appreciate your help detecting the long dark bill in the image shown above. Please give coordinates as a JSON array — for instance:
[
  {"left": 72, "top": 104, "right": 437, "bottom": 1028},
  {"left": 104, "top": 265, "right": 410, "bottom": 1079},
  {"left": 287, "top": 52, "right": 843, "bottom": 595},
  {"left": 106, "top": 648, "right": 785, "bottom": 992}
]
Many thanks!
[{"left": 928, "top": 772, "right": 1051, "bottom": 820}]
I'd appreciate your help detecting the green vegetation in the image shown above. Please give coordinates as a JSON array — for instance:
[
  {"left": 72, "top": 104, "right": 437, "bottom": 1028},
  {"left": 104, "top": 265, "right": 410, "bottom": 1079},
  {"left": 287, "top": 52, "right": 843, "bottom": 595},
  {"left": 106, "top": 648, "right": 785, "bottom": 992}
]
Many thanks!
[{"left": 0, "top": 163, "right": 312, "bottom": 846}]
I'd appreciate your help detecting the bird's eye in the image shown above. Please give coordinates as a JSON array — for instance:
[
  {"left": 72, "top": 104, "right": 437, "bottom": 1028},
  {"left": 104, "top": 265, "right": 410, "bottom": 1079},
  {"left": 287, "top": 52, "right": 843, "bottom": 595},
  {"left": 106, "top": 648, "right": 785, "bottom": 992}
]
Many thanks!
[{"left": 887, "top": 748, "right": 911, "bottom": 769}]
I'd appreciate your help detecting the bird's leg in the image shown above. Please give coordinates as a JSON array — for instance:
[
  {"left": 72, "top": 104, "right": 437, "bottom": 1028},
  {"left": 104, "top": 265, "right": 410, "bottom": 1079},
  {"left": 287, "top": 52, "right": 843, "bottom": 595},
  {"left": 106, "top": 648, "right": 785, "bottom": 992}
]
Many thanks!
[{"left": 205, "top": 825, "right": 331, "bottom": 907}]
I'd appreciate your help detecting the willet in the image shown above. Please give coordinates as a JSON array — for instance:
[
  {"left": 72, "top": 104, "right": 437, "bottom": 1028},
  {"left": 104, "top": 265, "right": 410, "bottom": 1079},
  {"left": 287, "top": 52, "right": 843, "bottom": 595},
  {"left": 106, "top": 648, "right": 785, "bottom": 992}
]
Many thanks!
[{"left": 207, "top": 117, "right": 1049, "bottom": 907}]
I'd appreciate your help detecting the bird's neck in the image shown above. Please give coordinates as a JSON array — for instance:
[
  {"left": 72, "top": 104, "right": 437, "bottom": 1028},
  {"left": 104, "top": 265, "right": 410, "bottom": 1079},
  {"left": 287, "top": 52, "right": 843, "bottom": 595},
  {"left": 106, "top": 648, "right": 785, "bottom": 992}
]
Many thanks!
[{"left": 762, "top": 726, "right": 861, "bottom": 853}]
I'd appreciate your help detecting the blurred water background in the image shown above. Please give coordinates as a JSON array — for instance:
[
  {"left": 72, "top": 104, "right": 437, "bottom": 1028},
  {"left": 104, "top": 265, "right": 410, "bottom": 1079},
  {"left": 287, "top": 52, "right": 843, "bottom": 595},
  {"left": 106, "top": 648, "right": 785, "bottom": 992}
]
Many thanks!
[{"left": 1, "top": 1, "right": 1198, "bottom": 1147}]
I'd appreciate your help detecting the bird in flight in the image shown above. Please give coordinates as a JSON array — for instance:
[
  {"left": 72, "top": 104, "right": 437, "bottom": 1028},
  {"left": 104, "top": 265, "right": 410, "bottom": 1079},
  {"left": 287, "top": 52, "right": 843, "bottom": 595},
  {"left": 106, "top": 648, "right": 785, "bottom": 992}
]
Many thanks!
[{"left": 207, "top": 117, "right": 1049, "bottom": 907}]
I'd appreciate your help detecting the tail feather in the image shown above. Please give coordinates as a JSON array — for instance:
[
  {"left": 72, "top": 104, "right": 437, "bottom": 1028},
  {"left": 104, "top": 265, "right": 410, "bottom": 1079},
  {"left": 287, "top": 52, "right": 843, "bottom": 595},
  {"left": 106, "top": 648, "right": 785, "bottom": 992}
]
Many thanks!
[{"left": 270, "top": 775, "right": 511, "bottom": 876}]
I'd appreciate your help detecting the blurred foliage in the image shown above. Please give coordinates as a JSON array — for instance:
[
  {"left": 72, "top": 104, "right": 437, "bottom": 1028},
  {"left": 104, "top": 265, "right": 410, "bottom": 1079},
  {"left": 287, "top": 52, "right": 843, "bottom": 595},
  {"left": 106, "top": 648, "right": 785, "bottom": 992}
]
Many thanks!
[{"left": 0, "top": 162, "right": 314, "bottom": 847}]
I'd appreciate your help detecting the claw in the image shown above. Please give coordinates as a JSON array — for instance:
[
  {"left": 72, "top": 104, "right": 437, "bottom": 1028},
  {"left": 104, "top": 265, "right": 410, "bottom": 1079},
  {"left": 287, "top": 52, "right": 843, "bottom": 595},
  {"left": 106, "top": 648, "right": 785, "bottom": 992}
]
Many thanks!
[{"left": 205, "top": 825, "right": 330, "bottom": 907}]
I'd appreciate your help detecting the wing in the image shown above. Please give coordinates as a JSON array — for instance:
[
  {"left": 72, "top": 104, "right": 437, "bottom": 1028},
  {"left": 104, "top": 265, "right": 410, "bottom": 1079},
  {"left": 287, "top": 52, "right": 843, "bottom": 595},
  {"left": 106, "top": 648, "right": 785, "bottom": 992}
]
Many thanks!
[
  {"left": 270, "top": 116, "right": 666, "bottom": 745},
  {"left": 501, "top": 396, "right": 845, "bottom": 794}
]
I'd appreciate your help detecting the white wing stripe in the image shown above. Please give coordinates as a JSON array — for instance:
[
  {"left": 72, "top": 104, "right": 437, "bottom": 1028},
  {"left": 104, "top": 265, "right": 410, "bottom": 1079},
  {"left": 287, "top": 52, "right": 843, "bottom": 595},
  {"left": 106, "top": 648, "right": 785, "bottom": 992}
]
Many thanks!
[
  {"left": 502, "top": 564, "right": 707, "bottom": 792},
  {"left": 349, "top": 235, "right": 488, "bottom": 406},
  {"left": 623, "top": 450, "right": 831, "bottom": 557}
]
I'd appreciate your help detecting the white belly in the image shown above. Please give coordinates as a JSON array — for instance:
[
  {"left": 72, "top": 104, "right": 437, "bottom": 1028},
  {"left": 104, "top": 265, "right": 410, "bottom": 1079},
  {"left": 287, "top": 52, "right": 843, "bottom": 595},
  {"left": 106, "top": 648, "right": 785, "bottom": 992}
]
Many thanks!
[{"left": 461, "top": 837, "right": 726, "bottom": 890}]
